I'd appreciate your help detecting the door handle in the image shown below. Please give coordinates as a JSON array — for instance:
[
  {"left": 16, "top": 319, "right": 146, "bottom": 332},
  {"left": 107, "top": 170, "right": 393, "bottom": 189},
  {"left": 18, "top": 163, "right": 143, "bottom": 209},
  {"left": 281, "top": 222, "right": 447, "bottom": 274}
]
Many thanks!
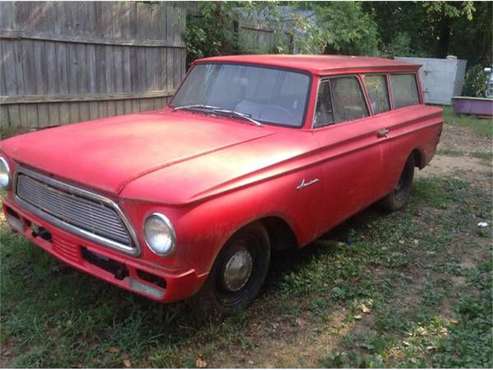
[{"left": 377, "top": 128, "right": 390, "bottom": 138}]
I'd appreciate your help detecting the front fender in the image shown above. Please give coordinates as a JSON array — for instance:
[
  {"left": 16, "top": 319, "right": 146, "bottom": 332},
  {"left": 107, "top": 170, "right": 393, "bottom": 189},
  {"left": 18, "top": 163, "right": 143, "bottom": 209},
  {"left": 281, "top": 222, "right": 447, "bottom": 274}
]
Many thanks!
[{"left": 147, "top": 168, "right": 322, "bottom": 276}]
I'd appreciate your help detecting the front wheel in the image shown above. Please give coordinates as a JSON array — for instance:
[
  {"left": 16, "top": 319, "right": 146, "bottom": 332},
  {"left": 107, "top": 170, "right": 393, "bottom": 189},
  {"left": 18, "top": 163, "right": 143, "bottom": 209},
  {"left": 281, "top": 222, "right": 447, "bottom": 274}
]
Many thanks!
[
  {"left": 194, "top": 223, "right": 271, "bottom": 316},
  {"left": 380, "top": 155, "right": 415, "bottom": 211}
]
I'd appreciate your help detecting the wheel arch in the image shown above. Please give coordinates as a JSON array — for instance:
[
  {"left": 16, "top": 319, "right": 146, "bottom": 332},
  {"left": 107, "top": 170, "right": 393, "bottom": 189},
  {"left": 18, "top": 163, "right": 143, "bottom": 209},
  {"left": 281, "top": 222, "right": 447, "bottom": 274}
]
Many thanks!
[
  {"left": 410, "top": 148, "right": 425, "bottom": 169},
  {"left": 217, "top": 214, "right": 299, "bottom": 258},
  {"left": 258, "top": 216, "right": 299, "bottom": 252}
]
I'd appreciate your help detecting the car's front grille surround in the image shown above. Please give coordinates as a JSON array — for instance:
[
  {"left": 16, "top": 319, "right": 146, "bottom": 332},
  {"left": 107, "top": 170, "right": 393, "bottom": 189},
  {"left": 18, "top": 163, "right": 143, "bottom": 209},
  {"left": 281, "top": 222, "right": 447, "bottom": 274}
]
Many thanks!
[{"left": 14, "top": 166, "right": 140, "bottom": 256}]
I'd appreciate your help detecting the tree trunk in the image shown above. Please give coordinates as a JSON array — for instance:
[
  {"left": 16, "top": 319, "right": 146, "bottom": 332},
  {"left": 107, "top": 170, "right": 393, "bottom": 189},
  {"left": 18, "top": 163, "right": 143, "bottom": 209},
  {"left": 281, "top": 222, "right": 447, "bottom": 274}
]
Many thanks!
[{"left": 436, "top": 17, "right": 451, "bottom": 58}]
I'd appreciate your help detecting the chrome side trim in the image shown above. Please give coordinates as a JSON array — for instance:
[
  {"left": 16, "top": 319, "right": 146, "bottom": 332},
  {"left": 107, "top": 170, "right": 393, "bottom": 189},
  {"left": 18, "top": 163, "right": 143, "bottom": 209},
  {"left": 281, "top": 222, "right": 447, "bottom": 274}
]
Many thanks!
[{"left": 13, "top": 166, "right": 141, "bottom": 256}]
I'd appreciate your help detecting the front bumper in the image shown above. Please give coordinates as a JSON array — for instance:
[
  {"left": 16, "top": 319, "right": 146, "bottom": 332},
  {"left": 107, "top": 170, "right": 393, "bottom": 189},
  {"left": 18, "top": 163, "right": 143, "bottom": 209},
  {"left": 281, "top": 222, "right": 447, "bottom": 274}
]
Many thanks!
[{"left": 2, "top": 198, "right": 207, "bottom": 303}]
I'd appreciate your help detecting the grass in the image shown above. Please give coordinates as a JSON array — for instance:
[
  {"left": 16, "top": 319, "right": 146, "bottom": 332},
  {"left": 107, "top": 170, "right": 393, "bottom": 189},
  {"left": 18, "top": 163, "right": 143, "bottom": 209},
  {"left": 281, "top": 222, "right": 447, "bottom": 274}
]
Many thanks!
[
  {"left": 437, "top": 148, "right": 493, "bottom": 162},
  {"left": 0, "top": 108, "right": 492, "bottom": 367},
  {"left": 1, "top": 173, "right": 491, "bottom": 368},
  {"left": 443, "top": 106, "right": 493, "bottom": 138}
]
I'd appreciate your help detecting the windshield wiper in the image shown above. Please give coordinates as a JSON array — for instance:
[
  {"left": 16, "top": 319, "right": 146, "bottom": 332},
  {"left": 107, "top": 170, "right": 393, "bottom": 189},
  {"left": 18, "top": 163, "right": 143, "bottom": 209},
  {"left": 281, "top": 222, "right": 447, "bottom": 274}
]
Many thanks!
[
  {"left": 172, "top": 104, "right": 220, "bottom": 112},
  {"left": 173, "top": 104, "right": 262, "bottom": 127},
  {"left": 211, "top": 108, "right": 263, "bottom": 127}
]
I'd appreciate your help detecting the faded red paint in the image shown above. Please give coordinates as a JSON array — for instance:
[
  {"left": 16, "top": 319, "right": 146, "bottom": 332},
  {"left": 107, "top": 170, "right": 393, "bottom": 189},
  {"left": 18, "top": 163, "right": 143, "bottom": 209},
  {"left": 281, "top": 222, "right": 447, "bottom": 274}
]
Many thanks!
[{"left": 0, "top": 55, "right": 442, "bottom": 302}]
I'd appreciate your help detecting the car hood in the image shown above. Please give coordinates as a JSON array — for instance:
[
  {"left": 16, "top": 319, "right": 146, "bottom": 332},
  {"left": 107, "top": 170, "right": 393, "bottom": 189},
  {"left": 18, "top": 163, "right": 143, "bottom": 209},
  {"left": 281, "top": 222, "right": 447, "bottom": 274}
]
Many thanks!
[{"left": 0, "top": 111, "right": 281, "bottom": 196}]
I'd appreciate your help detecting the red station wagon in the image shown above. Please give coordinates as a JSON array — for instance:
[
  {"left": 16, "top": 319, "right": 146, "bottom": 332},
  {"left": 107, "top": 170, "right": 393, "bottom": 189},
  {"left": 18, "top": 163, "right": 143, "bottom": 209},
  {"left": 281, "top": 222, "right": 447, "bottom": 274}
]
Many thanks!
[{"left": 0, "top": 55, "right": 443, "bottom": 313}]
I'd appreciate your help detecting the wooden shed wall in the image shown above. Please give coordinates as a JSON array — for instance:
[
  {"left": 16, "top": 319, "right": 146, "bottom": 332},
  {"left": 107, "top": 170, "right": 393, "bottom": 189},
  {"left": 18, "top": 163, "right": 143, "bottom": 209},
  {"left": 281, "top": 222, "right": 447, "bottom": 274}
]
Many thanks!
[{"left": 0, "top": 1, "right": 186, "bottom": 129}]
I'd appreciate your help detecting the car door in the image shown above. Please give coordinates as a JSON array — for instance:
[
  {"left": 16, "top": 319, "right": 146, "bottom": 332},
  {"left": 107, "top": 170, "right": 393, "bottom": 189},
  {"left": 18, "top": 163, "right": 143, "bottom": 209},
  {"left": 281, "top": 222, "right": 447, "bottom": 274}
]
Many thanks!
[
  {"left": 362, "top": 73, "right": 398, "bottom": 193},
  {"left": 378, "top": 73, "right": 425, "bottom": 192},
  {"left": 312, "top": 75, "right": 389, "bottom": 232}
]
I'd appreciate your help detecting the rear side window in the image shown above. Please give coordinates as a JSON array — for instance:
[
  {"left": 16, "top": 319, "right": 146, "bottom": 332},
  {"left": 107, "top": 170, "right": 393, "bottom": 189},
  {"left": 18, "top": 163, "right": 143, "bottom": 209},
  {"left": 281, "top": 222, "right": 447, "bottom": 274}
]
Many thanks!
[
  {"left": 391, "top": 74, "right": 419, "bottom": 108},
  {"left": 365, "top": 75, "right": 390, "bottom": 114}
]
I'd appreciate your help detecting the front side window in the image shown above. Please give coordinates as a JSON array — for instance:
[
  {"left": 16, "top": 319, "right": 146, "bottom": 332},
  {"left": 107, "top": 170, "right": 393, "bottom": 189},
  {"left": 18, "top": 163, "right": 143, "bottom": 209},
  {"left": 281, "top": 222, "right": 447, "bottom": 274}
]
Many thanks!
[
  {"left": 172, "top": 63, "right": 311, "bottom": 127},
  {"left": 331, "top": 76, "right": 368, "bottom": 123},
  {"left": 314, "top": 76, "right": 368, "bottom": 127},
  {"left": 365, "top": 75, "right": 390, "bottom": 114},
  {"left": 390, "top": 74, "right": 419, "bottom": 108}
]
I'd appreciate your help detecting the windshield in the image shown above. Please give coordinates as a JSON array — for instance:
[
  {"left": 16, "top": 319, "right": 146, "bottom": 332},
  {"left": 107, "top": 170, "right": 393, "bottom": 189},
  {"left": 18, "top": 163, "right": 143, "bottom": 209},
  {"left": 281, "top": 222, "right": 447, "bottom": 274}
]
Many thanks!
[{"left": 172, "top": 63, "right": 311, "bottom": 127}]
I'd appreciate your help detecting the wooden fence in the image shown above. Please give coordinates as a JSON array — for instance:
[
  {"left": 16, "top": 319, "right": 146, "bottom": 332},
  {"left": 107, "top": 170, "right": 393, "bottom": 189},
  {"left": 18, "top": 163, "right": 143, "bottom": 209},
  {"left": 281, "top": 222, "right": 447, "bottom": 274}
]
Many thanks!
[
  {"left": 0, "top": 1, "right": 186, "bottom": 129},
  {"left": 237, "top": 21, "right": 293, "bottom": 54}
]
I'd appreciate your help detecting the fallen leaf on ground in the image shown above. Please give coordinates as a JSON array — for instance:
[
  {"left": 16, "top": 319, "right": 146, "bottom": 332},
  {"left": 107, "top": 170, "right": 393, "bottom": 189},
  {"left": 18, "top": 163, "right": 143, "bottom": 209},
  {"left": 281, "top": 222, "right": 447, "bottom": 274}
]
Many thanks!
[
  {"left": 196, "top": 357, "right": 207, "bottom": 368},
  {"left": 123, "top": 359, "right": 131, "bottom": 368},
  {"left": 296, "top": 318, "right": 306, "bottom": 328},
  {"left": 107, "top": 347, "right": 120, "bottom": 353},
  {"left": 360, "top": 304, "right": 371, "bottom": 313}
]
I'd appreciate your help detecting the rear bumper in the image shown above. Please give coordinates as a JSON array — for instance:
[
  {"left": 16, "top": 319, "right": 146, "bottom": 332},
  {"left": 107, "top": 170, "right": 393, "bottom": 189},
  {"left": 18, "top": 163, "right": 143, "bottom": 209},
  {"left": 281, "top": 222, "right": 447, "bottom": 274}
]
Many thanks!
[{"left": 2, "top": 198, "right": 207, "bottom": 303}]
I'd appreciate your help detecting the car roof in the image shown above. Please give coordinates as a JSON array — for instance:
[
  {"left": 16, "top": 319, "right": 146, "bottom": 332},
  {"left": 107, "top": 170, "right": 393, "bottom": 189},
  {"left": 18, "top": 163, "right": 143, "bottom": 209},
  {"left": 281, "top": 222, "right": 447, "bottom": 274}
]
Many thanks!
[{"left": 195, "top": 54, "right": 421, "bottom": 75}]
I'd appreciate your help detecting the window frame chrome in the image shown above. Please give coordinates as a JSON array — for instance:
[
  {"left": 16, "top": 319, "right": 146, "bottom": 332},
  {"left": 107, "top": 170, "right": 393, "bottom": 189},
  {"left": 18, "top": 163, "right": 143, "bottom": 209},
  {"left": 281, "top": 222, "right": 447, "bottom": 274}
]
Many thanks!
[
  {"left": 13, "top": 165, "right": 141, "bottom": 256},
  {"left": 312, "top": 74, "right": 370, "bottom": 129}
]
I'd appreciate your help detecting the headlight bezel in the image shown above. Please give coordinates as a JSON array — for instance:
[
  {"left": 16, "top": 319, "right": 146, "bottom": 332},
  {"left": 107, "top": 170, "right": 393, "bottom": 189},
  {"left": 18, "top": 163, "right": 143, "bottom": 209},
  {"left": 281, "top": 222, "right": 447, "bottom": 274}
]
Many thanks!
[
  {"left": 143, "top": 212, "right": 176, "bottom": 256},
  {"left": 0, "top": 156, "right": 11, "bottom": 190}
]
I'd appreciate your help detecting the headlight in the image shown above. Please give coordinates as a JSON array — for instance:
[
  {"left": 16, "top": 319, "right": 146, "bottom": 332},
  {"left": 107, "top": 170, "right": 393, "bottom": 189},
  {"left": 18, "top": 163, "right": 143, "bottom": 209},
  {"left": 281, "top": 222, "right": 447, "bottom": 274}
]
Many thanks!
[
  {"left": 0, "top": 156, "right": 11, "bottom": 190},
  {"left": 144, "top": 213, "right": 176, "bottom": 256}
]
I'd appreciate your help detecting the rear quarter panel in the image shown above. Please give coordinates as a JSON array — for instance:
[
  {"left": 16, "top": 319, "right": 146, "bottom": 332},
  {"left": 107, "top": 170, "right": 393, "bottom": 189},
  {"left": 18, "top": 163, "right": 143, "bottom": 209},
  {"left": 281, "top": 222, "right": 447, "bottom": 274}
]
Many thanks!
[{"left": 381, "top": 105, "right": 443, "bottom": 190}]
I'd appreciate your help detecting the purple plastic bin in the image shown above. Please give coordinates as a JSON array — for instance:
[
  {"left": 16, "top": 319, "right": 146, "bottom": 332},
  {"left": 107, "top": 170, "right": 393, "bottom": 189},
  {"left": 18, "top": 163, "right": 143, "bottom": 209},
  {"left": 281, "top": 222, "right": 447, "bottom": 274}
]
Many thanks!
[{"left": 452, "top": 96, "right": 493, "bottom": 117}]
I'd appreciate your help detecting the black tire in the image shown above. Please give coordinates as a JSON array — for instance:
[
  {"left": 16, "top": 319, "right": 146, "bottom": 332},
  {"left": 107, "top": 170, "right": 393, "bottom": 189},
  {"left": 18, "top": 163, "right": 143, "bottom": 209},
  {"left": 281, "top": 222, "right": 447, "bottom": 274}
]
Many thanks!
[
  {"left": 380, "top": 155, "right": 415, "bottom": 211},
  {"left": 192, "top": 222, "right": 271, "bottom": 316}
]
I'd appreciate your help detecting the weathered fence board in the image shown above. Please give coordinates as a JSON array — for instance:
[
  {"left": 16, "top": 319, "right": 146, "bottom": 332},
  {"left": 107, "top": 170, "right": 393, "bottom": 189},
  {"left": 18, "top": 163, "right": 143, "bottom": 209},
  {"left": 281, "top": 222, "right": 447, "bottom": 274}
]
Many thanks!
[{"left": 0, "top": 1, "right": 186, "bottom": 129}]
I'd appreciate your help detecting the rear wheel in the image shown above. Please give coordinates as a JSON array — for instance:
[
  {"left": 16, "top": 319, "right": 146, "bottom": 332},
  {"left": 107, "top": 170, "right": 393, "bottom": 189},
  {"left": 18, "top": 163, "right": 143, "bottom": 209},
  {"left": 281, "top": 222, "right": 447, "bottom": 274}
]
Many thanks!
[
  {"left": 381, "top": 155, "right": 415, "bottom": 211},
  {"left": 194, "top": 223, "right": 271, "bottom": 316}
]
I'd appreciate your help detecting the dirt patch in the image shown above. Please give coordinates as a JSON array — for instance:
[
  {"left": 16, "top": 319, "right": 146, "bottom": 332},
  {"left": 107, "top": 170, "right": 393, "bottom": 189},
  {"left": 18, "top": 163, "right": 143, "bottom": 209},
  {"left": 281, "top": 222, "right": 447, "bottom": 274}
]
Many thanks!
[
  {"left": 438, "top": 125, "right": 492, "bottom": 155},
  {"left": 0, "top": 339, "right": 15, "bottom": 368},
  {"left": 213, "top": 307, "right": 351, "bottom": 368},
  {"left": 418, "top": 155, "right": 491, "bottom": 182},
  {"left": 418, "top": 124, "right": 492, "bottom": 186}
]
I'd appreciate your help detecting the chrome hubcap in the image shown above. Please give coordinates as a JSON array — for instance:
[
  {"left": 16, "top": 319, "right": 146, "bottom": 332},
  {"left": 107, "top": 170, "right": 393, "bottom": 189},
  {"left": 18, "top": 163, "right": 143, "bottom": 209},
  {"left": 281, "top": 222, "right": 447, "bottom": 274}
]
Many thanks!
[{"left": 223, "top": 248, "right": 253, "bottom": 292}]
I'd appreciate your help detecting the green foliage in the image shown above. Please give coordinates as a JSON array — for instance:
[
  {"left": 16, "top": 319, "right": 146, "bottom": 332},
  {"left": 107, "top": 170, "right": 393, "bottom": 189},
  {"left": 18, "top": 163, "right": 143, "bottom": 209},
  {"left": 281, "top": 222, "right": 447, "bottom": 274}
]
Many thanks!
[
  {"left": 422, "top": 1, "right": 475, "bottom": 21},
  {"left": 447, "top": 1, "right": 492, "bottom": 66},
  {"left": 463, "top": 64, "right": 488, "bottom": 97},
  {"left": 382, "top": 32, "right": 415, "bottom": 57},
  {"left": 296, "top": 2, "right": 380, "bottom": 55},
  {"left": 365, "top": 1, "right": 491, "bottom": 63},
  {"left": 237, "top": 4, "right": 294, "bottom": 55},
  {"left": 184, "top": 3, "right": 239, "bottom": 65},
  {"left": 184, "top": 2, "right": 380, "bottom": 61},
  {"left": 184, "top": 1, "right": 489, "bottom": 67},
  {"left": 184, "top": 2, "right": 293, "bottom": 65}
]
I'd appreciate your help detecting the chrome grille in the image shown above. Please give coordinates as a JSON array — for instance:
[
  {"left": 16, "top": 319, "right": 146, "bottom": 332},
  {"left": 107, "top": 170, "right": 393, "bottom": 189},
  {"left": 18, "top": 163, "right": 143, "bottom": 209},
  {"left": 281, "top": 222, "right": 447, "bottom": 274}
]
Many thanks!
[{"left": 14, "top": 167, "right": 139, "bottom": 255}]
